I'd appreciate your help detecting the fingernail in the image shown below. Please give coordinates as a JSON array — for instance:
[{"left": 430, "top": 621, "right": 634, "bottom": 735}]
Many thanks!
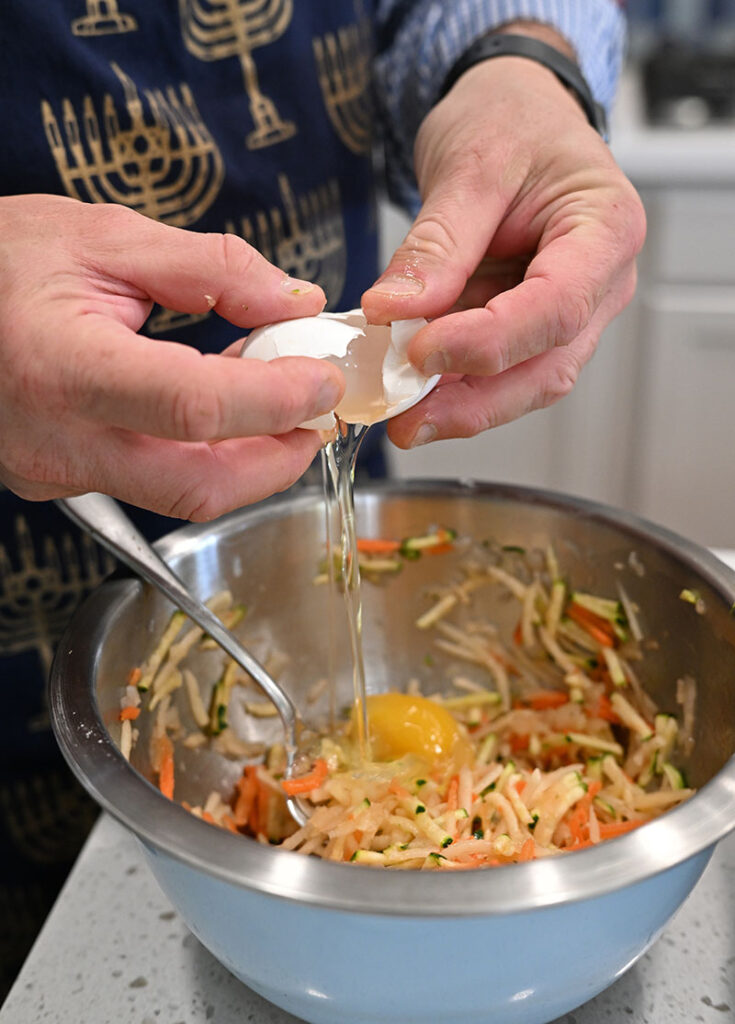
[
  {"left": 422, "top": 350, "right": 449, "bottom": 375},
  {"left": 369, "top": 274, "right": 424, "bottom": 296},
  {"left": 316, "top": 377, "right": 341, "bottom": 413},
  {"left": 282, "top": 275, "right": 315, "bottom": 295},
  {"left": 410, "top": 423, "right": 437, "bottom": 448}
]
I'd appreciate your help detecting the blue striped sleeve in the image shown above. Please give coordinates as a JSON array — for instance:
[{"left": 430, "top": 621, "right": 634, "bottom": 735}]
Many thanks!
[{"left": 373, "top": 0, "right": 627, "bottom": 212}]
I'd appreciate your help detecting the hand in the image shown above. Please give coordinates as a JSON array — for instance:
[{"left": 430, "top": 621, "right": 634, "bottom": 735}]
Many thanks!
[
  {"left": 362, "top": 44, "right": 646, "bottom": 450},
  {"left": 0, "top": 195, "right": 344, "bottom": 519}
]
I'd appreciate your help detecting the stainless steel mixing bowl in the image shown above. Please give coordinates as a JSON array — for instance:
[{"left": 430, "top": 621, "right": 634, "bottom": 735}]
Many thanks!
[{"left": 50, "top": 481, "right": 735, "bottom": 1024}]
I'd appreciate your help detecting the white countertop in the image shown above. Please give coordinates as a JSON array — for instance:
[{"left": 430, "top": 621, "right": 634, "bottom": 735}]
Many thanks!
[
  {"left": 610, "top": 69, "right": 735, "bottom": 187},
  {"left": 3, "top": 552, "right": 735, "bottom": 1024}
]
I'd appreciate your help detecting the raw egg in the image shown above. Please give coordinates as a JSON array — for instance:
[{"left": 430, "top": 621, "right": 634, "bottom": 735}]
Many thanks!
[
  {"left": 240, "top": 309, "right": 440, "bottom": 429},
  {"left": 363, "top": 692, "right": 472, "bottom": 766}
]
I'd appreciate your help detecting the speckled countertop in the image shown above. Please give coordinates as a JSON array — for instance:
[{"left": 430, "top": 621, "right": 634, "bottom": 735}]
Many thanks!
[{"left": 1, "top": 811, "right": 733, "bottom": 1024}]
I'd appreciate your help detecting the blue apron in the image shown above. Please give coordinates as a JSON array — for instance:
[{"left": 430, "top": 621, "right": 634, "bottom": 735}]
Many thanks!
[{"left": 0, "top": 0, "right": 383, "bottom": 990}]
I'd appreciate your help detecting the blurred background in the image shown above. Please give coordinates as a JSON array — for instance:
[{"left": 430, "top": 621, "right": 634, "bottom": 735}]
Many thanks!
[{"left": 381, "top": 0, "right": 735, "bottom": 550}]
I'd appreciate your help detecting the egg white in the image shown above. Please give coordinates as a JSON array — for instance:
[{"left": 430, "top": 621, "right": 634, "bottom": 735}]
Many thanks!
[{"left": 241, "top": 309, "right": 439, "bottom": 430}]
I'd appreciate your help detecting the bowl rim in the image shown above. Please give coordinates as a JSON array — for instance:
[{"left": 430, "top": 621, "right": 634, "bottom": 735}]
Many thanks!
[{"left": 50, "top": 480, "right": 735, "bottom": 916}]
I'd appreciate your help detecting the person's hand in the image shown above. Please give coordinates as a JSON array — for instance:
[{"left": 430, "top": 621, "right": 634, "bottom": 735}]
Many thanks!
[
  {"left": 362, "top": 43, "right": 646, "bottom": 450},
  {"left": 0, "top": 194, "right": 344, "bottom": 519}
]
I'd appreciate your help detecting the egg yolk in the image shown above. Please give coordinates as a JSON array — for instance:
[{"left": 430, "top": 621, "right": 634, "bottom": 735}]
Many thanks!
[{"left": 363, "top": 693, "right": 472, "bottom": 766}]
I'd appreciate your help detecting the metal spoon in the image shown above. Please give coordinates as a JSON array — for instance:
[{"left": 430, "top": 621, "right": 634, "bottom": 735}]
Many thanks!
[{"left": 57, "top": 493, "right": 310, "bottom": 827}]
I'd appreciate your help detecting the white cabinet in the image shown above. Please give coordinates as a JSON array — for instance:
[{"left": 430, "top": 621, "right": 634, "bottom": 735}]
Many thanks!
[
  {"left": 627, "top": 187, "right": 735, "bottom": 547},
  {"left": 628, "top": 286, "right": 735, "bottom": 545}
]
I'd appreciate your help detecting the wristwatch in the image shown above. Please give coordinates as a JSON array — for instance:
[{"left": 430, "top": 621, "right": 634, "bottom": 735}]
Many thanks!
[{"left": 439, "top": 33, "right": 608, "bottom": 138}]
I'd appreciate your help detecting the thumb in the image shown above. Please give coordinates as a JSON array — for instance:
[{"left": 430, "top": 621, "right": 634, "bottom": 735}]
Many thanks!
[
  {"left": 76, "top": 203, "right": 326, "bottom": 328},
  {"left": 361, "top": 180, "right": 505, "bottom": 325}
]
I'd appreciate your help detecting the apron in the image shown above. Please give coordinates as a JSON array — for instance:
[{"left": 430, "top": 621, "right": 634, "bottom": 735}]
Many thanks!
[{"left": 0, "top": 0, "right": 382, "bottom": 991}]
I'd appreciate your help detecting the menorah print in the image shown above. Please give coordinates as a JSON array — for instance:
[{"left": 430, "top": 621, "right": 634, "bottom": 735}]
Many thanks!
[
  {"left": 0, "top": 515, "right": 115, "bottom": 661},
  {"left": 146, "top": 304, "right": 212, "bottom": 335},
  {"left": 313, "top": 13, "right": 372, "bottom": 156},
  {"left": 179, "top": 0, "right": 296, "bottom": 150},
  {"left": 71, "top": 0, "right": 138, "bottom": 36},
  {"left": 226, "top": 174, "right": 346, "bottom": 309},
  {"left": 42, "top": 63, "right": 224, "bottom": 226}
]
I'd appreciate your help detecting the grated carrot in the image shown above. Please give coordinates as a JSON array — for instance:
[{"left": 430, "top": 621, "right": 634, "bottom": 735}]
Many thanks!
[
  {"left": 234, "top": 767, "right": 259, "bottom": 827},
  {"left": 594, "top": 694, "right": 622, "bottom": 724},
  {"left": 518, "top": 838, "right": 536, "bottom": 861},
  {"left": 565, "top": 780, "right": 602, "bottom": 845},
  {"left": 566, "top": 602, "right": 616, "bottom": 648},
  {"left": 597, "top": 818, "right": 645, "bottom": 839},
  {"left": 158, "top": 735, "right": 175, "bottom": 801},
  {"left": 528, "top": 691, "right": 569, "bottom": 711},
  {"left": 425, "top": 543, "right": 454, "bottom": 556},
  {"left": 126, "top": 666, "right": 142, "bottom": 687},
  {"left": 445, "top": 775, "right": 459, "bottom": 812},
  {"left": 356, "top": 538, "right": 401, "bottom": 554},
  {"left": 281, "top": 758, "right": 328, "bottom": 796}
]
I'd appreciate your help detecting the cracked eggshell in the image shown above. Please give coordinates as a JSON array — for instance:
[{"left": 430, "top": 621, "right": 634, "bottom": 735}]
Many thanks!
[{"left": 240, "top": 309, "right": 440, "bottom": 430}]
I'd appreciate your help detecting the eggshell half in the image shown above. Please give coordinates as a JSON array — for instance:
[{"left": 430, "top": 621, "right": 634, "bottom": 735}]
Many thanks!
[{"left": 241, "top": 309, "right": 440, "bottom": 430}]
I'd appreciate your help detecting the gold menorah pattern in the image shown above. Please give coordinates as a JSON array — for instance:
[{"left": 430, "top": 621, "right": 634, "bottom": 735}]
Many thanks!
[
  {"left": 179, "top": 0, "right": 296, "bottom": 151},
  {"left": 0, "top": 515, "right": 116, "bottom": 660},
  {"left": 71, "top": 0, "right": 138, "bottom": 36},
  {"left": 146, "top": 304, "right": 212, "bottom": 335},
  {"left": 313, "top": 13, "right": 373, "bottom": 156},
  {"left": 227, "top": 174, "right": 347, "bottom": 309},
  {"left": 42, "top": 62, "right": 224, "bottom": 226}
]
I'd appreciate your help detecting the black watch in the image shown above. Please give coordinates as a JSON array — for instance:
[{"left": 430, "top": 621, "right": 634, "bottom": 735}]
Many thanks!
[{"left": 438, "top": 33, "right": 608, "bottom": 138}]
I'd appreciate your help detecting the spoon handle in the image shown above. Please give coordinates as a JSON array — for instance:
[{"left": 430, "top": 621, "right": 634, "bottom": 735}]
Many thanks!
[{"left": 56, "top": 493, "right": 299, "bottom": 750}]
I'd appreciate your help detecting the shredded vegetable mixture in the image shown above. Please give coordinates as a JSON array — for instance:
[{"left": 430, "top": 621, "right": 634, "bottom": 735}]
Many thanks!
[{"left": 120, "top": 532, "right": 697, "bottom": 869}]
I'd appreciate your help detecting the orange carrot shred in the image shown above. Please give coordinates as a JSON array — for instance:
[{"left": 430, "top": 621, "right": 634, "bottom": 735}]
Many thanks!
[
  {"left": 388, "top": 779, "right": 410, "bottom": 799},
  {"left": 233, "top": 765, "right": 259, "bottom": 827},
  {"left": 281, "top": 758, "right": 329, "bottom": 796},
  {"left": 119, "top": 706, "right": 140, "bottom": 721},
  {"left": 597, "top": 818, "right": 645, "bottom": 839},
  {"left": 445, "top": 775, "right": 459, "bottom": 812},
  {"left": 518, "top": 838, "right": 536, "bottom": 861},
  {"left": 566, "top": 602, "right": 616, "bottom": 648},
  {"left": 158, "top": 736, "right": 175, "bottom": 801},
  {"left": 356, "top": 538, "right": 401, "bottom": 554},
  {"left": 126, "top": 666, "right": 142, "bottom": 687},
  {"left": 565, "top": 781, "right": 604, "bottom": 846},
  {"left": 528, "top": 690, "right": 569, "bottom": 711},
  {"left": 255, "top": 779, "right": 271, "bottom": 836},
  {"left": 425, "top": 543, "right": 453, "bottom": 556},
  {"left": 594, "top": 694, "right": 622, "bottom": 724}
]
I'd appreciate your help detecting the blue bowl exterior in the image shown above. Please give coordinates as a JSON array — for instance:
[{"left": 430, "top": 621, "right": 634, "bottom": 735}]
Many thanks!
[{"left": 141, "top": 839, "right": 713, "bottom": 1024}]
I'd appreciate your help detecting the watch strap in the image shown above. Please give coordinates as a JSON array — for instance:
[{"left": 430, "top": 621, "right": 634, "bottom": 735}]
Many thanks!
[{"left": 438, "top": 33, "right": 608, "bottom": 137}]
